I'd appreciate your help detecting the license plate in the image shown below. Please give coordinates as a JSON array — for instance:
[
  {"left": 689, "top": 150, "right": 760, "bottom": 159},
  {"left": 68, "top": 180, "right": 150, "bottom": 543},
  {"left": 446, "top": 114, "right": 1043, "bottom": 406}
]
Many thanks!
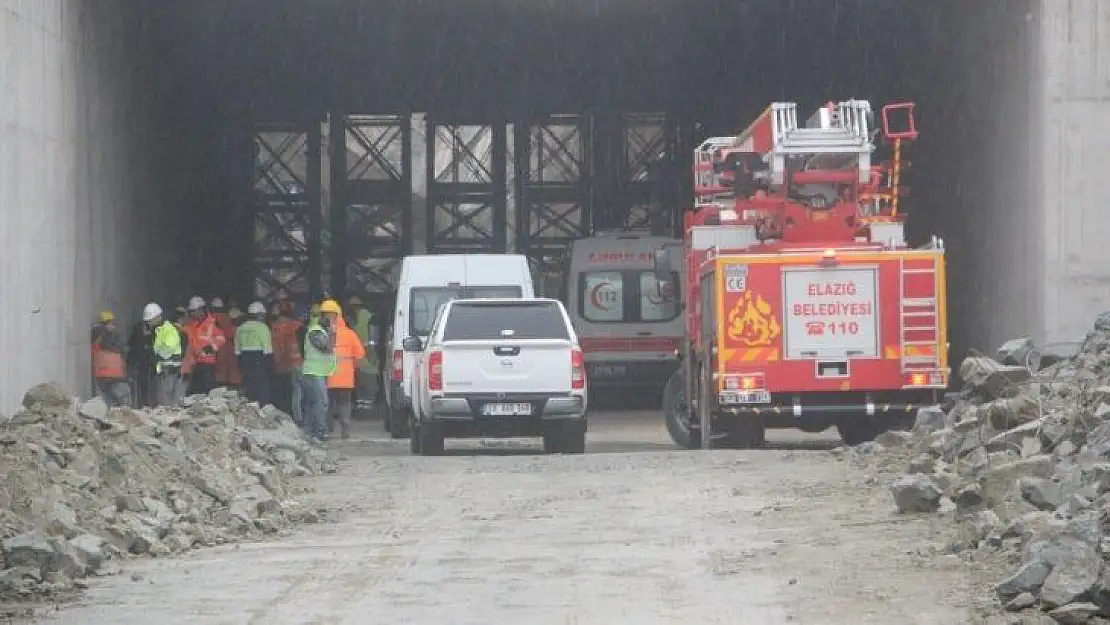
[
  {"left": 481, "top": 402, "right": 532, "bottom": 416},
  {"left": 719, "top": 390, "right": 771, "bottom": 405}
]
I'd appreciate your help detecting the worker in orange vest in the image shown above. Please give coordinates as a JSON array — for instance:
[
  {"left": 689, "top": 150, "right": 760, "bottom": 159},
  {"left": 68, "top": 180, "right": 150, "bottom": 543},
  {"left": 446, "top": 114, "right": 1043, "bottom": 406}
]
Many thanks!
[
  {"left": 182, "top": 296, "right": 226, "bottom": 395},
  {"left": 91, "top": 311, "right": 132, "bottom": 407},
  {"left": 324, "top": 299, "right": 365, "bottom": 440},
  {"left": 215, "top": 305, "right": 243, "bottom": 389},
  {"left": 270, "top": 300, "right": 303, "bottom": 417}
]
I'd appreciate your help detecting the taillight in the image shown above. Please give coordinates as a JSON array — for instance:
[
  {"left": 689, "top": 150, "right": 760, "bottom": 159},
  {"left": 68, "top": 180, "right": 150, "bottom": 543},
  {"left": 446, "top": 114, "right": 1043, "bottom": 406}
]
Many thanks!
[
  {"left": 428, "top": 351, "right": 444, "bottom": 391},
  {"left": 571, "top": 348, "right": 585, "bottom": 390},
  {"left": 391, "top": 349, "right": 403, "bottom": 382}
]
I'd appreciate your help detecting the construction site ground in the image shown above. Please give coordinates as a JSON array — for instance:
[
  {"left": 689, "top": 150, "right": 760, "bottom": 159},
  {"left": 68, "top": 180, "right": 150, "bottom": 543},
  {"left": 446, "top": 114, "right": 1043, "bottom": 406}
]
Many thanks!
[{"left": 32, "top": 409, "right": 991, "bottom": 625}]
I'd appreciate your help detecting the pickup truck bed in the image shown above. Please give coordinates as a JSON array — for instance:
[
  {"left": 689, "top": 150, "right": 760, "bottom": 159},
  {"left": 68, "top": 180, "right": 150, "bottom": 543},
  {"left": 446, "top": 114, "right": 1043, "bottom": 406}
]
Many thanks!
[{"left": 410, "top": 298, "right": 588, "bottom": 455}]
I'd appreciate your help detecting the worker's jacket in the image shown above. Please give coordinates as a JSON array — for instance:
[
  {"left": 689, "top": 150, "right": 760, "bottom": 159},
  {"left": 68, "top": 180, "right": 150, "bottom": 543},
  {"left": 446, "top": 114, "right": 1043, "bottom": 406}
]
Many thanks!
[
  {"left": 214, "top": 315, "right": 242, "bottom": 385},
  {"left": 235, "top": 319, "right": 273, "bottom": 356},
  {"left": 348, "top": 308, "right": 378, "bottom": 372},
  {"left": 327, "top": 316, "right": 365, "bottom": 390},
  {"left": 91, "top": 327, "right": 126, "bottom": 381},
  {"left": 184, "top": 314, "right": 225, "bottom": 367},
  {"left": 152, "top": 321, "right": 184, "bottom": 374},
  {"left": 271, "top": 317, "right": 304, "bottom": 374}
]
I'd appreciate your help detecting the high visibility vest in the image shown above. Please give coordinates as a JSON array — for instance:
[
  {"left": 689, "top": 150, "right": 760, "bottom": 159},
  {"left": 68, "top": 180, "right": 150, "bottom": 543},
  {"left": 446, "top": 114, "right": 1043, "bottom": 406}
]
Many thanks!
[
  {"left": 235, "top": 320, "right": 273, "bottom": 355},
  {"left": 93, "top": 348, "right": 126, "bottom": 381},
  {"left": 185, "top": 315, "right": 225, "bottom": 365},
  {"left": 301, "top": 322, "right": 337, "bottom": 377},
  {"left": 152, "top": 322, "right": 183, "bottom": 374},
  {"left": 350, "top": 309, "right": 378, "bottom": 371},
  {"left": 327, "top": 319, "right": 365, "bottom": 389},
  {"left": 272, "top": 319, "right": 304, "bottom": 374}
]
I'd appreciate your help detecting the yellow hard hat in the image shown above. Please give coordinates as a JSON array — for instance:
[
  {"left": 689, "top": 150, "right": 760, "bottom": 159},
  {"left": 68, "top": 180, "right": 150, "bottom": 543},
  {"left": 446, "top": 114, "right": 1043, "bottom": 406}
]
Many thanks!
[
  {"left": 318, "top": 299, "right": 342, "bottom": 315},
  {"left": 99, "top": 310, "right": 115, "bottom": 322}
]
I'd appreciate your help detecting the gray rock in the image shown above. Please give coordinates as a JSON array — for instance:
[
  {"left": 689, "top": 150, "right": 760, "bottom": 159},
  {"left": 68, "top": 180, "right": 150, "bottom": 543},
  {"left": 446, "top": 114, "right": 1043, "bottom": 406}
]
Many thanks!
[
  {"left": 23, "top": 382, "right": 72, "bottom": 410},
  {"left": 68, "top": 534, "right": 106, "bottom": 573},
  {"left": 875, "top": 430, "right": 913, "bottom": 448},
  {"left": 1040, "top": 540, "right": 1103, "bottom": 608},
  {"left": 1046, "top": 602, "right": 1100, "bottom": 625},
  {"left": 913, "top": 405, "right": 948, "bottom": 433},
  {"left": 3, "top": 530, "right": 56, "bottom": 572},
  {"left": 988, "top": 393, "right": 1041, "bottom": 430},
  {"left": 958, "top": 510, "right": 1002, "bottom": 548},
  {"left": 1041, "top": 418, "right": 1073, "bottom": 449},
  {"left": 980, "top": 456, "right": 1056, "bottom": 507},
  {"left": 1057, "top": 494, "right": 1093, "bottom": 520},
  {"left": 907, "top": 454, "right": 936, "bottom": 474},
  {"left": 0, "top": 567, "right": 42, "bottom": 592},
  {"left": 996, "top": 560, "right": 1052, "bottom": 601},
  {"left": 890, "top": 474, "right": 942, "bottom": 513},
  {"left": 45, "top": 501, "right": 81, "bottom": 539},
  {"left": 954, "top": 483, "right": 985, "bottom": 516},
  {"left": 998, "top": 337, "right": 1040, "bottom": 369},
  {"left": 1003, "top": 592, "right": 1037, "bottom": 611},
  {"left": 1095, "top": 312, "right": 1110, "bottom": 332},
  {"left": 986, "top": 418, "right": 1047, "bottom": 453},
  {"left": 78, "top": 397, "right": 109, "bottom": 423},
  {"left": 115, "top": 493, "right": 146, "bottom": 513},
  {"left": 1021, "top": 477, "right": 1065, "bottom": 511},
  {"left": 960, "top": 356, "right": 1033, "bottom": 399}
]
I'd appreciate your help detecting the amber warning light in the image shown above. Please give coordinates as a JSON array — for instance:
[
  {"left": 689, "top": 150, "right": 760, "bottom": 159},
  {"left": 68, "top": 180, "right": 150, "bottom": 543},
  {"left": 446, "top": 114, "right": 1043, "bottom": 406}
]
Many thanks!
[{"left": 819, "top": 249, "right": 839, "bottom": 267}]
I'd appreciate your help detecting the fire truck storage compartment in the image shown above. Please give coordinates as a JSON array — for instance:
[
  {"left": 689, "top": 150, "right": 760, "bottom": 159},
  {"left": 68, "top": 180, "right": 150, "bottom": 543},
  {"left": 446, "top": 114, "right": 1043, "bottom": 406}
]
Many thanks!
[{"left": 782, "top": 265, "right": 880, "bottom": 360}]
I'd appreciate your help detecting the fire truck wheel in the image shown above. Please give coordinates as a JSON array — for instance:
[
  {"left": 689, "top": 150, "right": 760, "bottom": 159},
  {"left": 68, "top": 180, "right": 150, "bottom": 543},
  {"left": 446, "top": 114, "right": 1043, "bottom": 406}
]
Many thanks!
[
  {"left": 663, "top": 370, "right": 700, "bottom": 450},
  {"left": 836, "top": 418, "right": 882, "bottom": 446}
]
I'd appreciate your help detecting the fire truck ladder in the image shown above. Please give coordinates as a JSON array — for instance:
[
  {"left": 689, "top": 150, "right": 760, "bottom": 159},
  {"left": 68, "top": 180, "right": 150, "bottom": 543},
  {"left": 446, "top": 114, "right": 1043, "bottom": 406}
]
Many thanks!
[
  {"left": 899, "top": 258, "right": 942, "bottom": 373},
  {"left": 769, "top": 100, "right": 874, "bottom": 185},
  {"left": 694, "top": 136, "right": 741, "bottom": 206}
]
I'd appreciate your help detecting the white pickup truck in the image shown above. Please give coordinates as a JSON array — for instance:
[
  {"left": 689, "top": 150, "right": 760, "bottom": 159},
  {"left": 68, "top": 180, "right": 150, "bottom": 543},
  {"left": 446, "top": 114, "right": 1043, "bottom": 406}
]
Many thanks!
[{"left": 406, "top": 298, "right": 588, "bottom": 455}]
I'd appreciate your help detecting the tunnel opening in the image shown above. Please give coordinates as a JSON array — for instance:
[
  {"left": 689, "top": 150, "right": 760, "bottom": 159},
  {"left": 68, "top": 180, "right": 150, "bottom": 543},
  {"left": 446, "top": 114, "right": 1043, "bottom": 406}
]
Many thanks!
[{"left": 7, "top": 0, "right": 1079, "bottom": 405}]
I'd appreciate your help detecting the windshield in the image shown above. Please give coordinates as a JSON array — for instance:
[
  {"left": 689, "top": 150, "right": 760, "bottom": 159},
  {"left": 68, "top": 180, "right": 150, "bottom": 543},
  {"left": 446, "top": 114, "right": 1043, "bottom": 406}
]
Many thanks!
[
  {"left": 409, "top": 285, "right": 523, "bottom": 336},
  {"left": 443, "top": 301, "right": 570, "bottom": 341}
]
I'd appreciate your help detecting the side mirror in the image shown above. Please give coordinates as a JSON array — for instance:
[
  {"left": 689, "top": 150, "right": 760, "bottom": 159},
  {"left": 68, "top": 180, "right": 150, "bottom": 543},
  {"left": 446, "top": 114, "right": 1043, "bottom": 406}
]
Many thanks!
[
  {"left": 652, "top": 247, "right": 673, "bottom": 283},
  {"left": 402, "top": 336, "right": 424, "bottom": 353}
]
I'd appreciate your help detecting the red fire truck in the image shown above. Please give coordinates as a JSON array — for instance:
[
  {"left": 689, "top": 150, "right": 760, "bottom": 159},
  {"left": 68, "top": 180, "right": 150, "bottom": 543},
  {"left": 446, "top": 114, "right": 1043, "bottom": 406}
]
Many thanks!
[{"left": 652, "top": 100, "right": 949, "bottom": 449}]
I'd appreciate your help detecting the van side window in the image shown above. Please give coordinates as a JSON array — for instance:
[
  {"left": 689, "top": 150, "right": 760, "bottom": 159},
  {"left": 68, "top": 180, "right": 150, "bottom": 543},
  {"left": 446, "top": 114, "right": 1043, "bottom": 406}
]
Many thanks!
[{"left": 639, "top": 272, "right": 680, "bottom": 322}]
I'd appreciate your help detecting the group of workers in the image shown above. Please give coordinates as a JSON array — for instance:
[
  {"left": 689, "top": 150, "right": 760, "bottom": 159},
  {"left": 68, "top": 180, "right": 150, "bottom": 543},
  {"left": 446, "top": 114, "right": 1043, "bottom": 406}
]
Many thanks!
[{"left": 90, "top": 295, "right": 381, "bottom": 441}]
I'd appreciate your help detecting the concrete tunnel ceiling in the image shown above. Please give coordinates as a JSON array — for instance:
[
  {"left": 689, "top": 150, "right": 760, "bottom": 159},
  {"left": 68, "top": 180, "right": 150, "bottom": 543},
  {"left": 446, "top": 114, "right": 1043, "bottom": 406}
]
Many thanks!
[
  {"left": 12, "top": 0, "right": 1092, "bottom": 407},
  {"left": 139, "top": 0, "right": 1018, "bottom": 370}
]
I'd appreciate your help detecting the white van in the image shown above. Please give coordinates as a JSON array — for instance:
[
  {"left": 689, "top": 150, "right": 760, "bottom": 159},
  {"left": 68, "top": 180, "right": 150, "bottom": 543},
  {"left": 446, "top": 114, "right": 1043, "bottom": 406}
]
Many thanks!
[
  {"left": 383, "top": 253, "right": 536, "bottom": 437},
  {"left": 562, "top": 232, "right": 683, "bottom": 399}
]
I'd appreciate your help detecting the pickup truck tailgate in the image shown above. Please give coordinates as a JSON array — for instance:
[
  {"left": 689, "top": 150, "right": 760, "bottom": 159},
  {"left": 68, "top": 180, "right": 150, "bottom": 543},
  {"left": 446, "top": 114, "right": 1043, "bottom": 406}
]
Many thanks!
[{"left": 441, "top": 339, "right": 573, "bottom": 394}]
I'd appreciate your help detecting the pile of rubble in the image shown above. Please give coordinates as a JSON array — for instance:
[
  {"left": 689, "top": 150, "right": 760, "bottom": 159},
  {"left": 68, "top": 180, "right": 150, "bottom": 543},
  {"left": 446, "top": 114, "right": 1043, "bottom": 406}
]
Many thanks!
[
  {"left": 0, "top": 383, "right": 334, "bottom": 605},
  {"left": 882, "top": 314, "right": 1110, "bottom": 624}
]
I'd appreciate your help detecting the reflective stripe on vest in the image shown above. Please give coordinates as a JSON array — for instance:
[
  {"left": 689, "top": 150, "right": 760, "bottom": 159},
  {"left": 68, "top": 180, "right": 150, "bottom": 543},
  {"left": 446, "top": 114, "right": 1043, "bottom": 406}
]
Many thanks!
[{"left": 301, "top": 323, "right": 336, "bottom": 377}]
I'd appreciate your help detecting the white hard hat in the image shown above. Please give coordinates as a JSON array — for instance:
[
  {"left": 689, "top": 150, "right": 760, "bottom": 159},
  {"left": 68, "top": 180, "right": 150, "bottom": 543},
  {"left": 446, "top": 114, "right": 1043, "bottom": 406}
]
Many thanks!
[
  {"left": 142, "top": 302, "right": 163, "bottom": 322},
  {"left": 247, "top": 301, "right": 266, "bottom": 315},
  {"left": 210, "top": 297, "right": 225, "bottom": 309},
  {"left": 187, "top": 296, "right": 206, "bottom": 311}
]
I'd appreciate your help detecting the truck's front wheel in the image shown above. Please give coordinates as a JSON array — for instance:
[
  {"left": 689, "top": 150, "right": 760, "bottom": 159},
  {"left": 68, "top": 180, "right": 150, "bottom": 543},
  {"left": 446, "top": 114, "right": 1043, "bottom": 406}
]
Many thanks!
[{"left": 664, "top": 370, "right": 701, "bottom": 449}]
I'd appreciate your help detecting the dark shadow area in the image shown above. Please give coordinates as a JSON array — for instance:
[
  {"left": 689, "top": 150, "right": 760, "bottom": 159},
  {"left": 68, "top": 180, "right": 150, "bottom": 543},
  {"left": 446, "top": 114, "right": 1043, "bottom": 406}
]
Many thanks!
[{"left": 128, "top": 0, "right": 989, "bottom": 364}]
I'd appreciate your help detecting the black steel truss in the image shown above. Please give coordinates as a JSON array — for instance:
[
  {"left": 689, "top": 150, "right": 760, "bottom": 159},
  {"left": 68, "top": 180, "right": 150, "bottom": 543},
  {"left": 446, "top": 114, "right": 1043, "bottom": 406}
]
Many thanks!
[
  {"left": 426, "top": 122, "right": 507, "bottom": 253},
  {"left": 620, "top": 112, "right": 678, "bottom": 235},
  {"left": 330, "top": 113, "right": 412, "bottom": 296},
  {"left": 251, "top": 124, "right": 322, "bottom": 302}
]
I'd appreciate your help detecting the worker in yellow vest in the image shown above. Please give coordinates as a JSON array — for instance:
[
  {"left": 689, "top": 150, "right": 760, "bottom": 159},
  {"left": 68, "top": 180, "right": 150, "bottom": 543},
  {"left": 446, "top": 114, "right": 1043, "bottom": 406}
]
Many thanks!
[{"left": 346, "top": 295, "right": 380, "bottom": 415}]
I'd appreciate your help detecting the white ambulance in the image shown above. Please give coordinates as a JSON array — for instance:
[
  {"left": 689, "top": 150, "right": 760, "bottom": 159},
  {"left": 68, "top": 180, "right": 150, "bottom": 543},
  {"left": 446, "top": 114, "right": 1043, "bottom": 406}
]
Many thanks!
[{"left": 561, "top": 231, "right": 683, "bottom": 400}]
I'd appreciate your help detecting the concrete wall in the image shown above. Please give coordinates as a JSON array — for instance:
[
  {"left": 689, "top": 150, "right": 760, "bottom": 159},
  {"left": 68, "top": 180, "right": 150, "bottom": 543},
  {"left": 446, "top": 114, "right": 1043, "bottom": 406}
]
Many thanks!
[
  {"left": 0, "top": 1, "right": 181, "bottom": 411},
  {"left": 1040, "top": 0, "right": 1110, "bottom": 348}
]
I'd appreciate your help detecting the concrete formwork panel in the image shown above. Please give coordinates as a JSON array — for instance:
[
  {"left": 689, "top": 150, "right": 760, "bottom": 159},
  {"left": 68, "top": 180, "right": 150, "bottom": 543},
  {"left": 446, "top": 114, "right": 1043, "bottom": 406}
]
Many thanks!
[
  {"left": 1040, "top": 0, "right": 1110, "bottom": 347},
  {"left": 0, "top": 1, "right": 179, "bottom": 410}
]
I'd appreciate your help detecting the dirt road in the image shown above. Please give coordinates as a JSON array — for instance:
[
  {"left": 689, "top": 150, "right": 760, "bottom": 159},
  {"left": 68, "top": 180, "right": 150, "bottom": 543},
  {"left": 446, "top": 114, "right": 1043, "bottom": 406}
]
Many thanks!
[{"left": 38, "top": 410, "right": 979, "bottom": 624}]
